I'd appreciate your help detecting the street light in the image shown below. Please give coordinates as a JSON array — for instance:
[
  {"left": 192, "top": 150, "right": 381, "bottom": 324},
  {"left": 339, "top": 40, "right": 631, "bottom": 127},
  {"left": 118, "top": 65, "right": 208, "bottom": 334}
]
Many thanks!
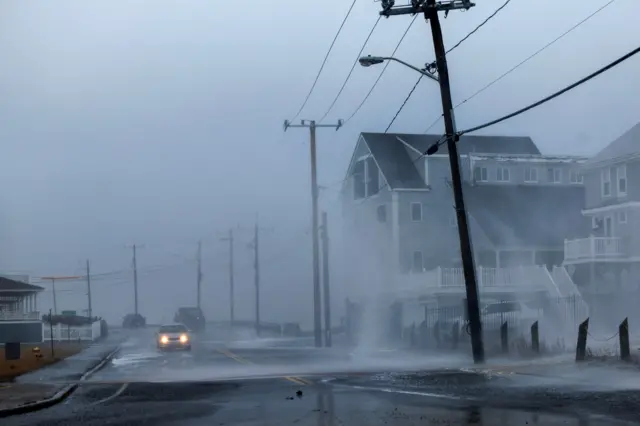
[{"left": 359, "top": 55, "right": 439, "bottom": 82}]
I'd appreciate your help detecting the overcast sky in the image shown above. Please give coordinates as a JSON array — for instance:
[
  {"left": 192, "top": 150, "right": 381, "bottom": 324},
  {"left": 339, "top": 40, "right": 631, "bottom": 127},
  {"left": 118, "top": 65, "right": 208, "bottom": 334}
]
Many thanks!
[{"left": 1, "top": 0, "right": 639, "bottom": 326}]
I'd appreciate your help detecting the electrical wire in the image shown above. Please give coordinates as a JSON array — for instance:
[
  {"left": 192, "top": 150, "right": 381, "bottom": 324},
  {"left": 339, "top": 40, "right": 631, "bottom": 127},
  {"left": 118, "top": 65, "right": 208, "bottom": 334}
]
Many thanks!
[
  {"left": 289, "top": 0, "right": 358, "bottom": 122},
  {"left": 385, "top": 75, "right": 424, "bottom": 133},
  {"left": 423, "top": 0, "right": 616, "bottom": 134},
  {"left": 385, "top": 0, "right": 515, "bottom": 134},
  {"left": 454, "top": 0, "right": 617, "bottom": 110},
  {"left": 458, "top": 45, "right": 640, "bottom": 135},
  {"left": 426, "top": 45, "right": 640, "bottom": 152},
  {"left": 319, "top": 16, "right": 382, "bottom": 123},
  {"left": 344, "top": 14, "right": 419, "bottom": 124}
]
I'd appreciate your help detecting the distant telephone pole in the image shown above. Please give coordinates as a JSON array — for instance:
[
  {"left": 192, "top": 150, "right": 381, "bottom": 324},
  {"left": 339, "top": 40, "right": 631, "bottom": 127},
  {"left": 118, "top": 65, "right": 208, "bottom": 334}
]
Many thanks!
[
  {"left": 39, "top": 275, "right": 82, "bottom": 316},
  {"left": 86, "top": 259, "right": 93, "bottom": 319},
  {"left": 253, "top": 221, "right": 261, "bottom": 337},
  {"left": 126, "top": 244, "right": 144, "bottom": 315},
  {"left": 220, "top": 229, "right": 235, "bottom": 325},
  {"left": 320, "top": 211, "right": 332, "bottom": 347},
  {"left": 283, "top": 118, "right": 343, "bottom": 348},
  {"left": 196, "top": 240, "right": 203, "bottom": 309},
  {"left": 379, "top": 0, "right": 485, "bottom": 363}
]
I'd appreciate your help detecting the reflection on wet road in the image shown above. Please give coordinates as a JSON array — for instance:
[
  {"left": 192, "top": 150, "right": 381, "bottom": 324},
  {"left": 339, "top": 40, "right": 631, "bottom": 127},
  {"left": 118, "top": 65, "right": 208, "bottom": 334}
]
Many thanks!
[{"left": 3, "top": 327, "right": 640, "bottom": 425}]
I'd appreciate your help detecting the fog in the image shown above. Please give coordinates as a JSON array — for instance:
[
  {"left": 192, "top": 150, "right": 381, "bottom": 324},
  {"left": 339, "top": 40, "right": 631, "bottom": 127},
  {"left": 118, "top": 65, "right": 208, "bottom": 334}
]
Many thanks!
[{"left": 1, "top": 0, "right": 640, "bottom": 332}]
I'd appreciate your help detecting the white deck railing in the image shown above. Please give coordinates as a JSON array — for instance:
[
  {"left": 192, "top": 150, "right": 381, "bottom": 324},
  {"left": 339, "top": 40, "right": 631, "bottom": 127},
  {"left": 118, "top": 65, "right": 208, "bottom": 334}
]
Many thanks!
[
  {"left": 43, "top": 321, "right": 102, "bottom": 341},
  {"left": 0, "top": 311, "right": 40, "bottom": 321},
  {"left": 564, "top": 237, "right": 625, "bottom": 261}
]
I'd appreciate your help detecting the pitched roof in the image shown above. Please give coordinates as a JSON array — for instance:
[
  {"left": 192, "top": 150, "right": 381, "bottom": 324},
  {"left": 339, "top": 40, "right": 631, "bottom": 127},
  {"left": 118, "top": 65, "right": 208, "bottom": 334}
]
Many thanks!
[
  {"left": 0, "top": 276, "right": 44, "bottom": 292},
  {"left": 462, "top": 184, "right": 585, "bottom": 247},
  {"left": 359, "top": 132, "right": 541, "bottom": 189},
  {"left": 360, "top": 133, "right": 427, "bottom": 190},
  {"left": 586, "top": 122, "right": 640, "bottom": 166}
]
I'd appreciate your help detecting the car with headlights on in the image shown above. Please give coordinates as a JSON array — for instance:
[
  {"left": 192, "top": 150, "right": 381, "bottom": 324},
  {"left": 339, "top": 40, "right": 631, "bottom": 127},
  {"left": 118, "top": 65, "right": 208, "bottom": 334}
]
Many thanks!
[{"left": 156, "top": 323, "right": 191, "bottom": 351}]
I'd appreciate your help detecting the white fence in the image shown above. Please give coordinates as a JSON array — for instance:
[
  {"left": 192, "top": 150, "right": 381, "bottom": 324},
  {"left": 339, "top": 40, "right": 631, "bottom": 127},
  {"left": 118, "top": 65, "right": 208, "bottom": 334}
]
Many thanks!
[
  {"left": 43, "top": 321, "right": 102, "bottom": 342},
  {"left": 564, "top": 237, "right": 625, "bottom": 261}
]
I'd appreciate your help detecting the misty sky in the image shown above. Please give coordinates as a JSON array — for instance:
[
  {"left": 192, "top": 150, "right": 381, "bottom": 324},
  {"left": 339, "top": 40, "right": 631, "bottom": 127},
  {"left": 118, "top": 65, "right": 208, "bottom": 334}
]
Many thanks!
[{"left": 1, "top": 0, "right": 639, "bottom": 326}]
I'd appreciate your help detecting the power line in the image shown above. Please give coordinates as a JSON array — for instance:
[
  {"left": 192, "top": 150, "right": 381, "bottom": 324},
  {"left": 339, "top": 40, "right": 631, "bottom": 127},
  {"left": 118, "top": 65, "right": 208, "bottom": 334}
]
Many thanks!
[
  {"left": 445, "top": 0, "right": 514, "bottom": 55},
  {"left": 289, "top": 0, "right": 358, "bottom": 122},
  {"left": 454, "top": 0, "right": 617, "bottom": 109},
  {"left": 458, "top": 45, "right": 640, "bottom": 135},
  {"left": 319, "top": 16, "right": 382, "bottom": 123},
  {"left": 344, "top": 14, "right": 418, "bottom": 124},
  {"left": 423, "top": 0, "right": 616, "bottom": 134},
  {"left": 385, "top": 75, "right": 423, "bottom": 133},
  {"left": 386, "top": 0, "right": 514, "bottom": 134}
]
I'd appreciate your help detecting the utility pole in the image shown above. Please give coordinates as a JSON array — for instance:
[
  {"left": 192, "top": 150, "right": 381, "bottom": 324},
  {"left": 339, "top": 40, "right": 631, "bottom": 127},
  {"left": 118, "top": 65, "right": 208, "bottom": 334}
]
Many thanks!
[
  {"left": 284, "top": 118, "right": 343, "bottom": 348},
  {"left": 320, "top": 211, "right": 332, "bottom": 347},
  {"left": 51, "top": 278, "right": 57, "bottom": 316},
  {"left": 220, "top": 229, "right": 235, "bottom": 325},
  {"left": 126, "top": 244, "right": 144, "bottom": 316},
  {"left": 253, "top": 221, "right": 260, "bottom": 337},
  {"left": 196, "top": 240, "right": 202, "bottom": 309},
  {"left": 379, "top": 0, "right": 485, "bottom": 364},
  {"left": 86, "top": 259, "right": 92, "bottom": 319},
  {"left": 40, "top": 276, "right": 82, "bottom": 317}
]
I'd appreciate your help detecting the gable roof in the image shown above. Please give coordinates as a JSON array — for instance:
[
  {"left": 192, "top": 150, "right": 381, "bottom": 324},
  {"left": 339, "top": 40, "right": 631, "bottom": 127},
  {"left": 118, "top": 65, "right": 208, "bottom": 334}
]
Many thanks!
[
  {"left": 0, "top": 276, "right": 44, "bottom": 292},
  {"left": 586, "top": 122, "right": 640, "bottom": 167},
  {"left": 461, "top": 183, "right": 585, "bottom": 247},
  {"left": 356, "top": 132, "right": 540, "bottom": 190}
]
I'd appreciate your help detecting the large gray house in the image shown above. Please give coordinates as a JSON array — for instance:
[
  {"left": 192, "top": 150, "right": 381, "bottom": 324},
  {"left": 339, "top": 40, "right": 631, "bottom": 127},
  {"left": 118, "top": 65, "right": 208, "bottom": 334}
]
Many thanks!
[
  {"left": 563, "top": 122, "right": 640, "bottom": 297},
  {"left": 340, "top": 132, "right": 588, "bottom": 307}
]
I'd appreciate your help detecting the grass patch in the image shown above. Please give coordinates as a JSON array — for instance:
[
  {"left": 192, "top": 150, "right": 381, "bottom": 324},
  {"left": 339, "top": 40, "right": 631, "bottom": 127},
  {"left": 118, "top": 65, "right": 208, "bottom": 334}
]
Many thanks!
[{"left": 0, "top": 342, "right": 87, "bottom": 382}]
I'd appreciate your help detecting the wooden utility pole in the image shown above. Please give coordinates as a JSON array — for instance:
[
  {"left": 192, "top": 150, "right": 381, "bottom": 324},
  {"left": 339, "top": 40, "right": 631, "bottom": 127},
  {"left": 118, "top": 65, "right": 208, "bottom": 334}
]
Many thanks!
[
  {"left": 253, "top": 221, "right": 261, "bottom": 337},
  {"left": 196, "top": 240, "right": 203, "bottom": 309},
  {"left": 86, "top": 259, "right": 93, "bottom": 319},
  {"left": 125, "top": 244, "right": 144, "bottom": 315},
  {"left": 321, "top": 211, "right": 332, "bottom": 347},
  {"left": 220, "top": 229, "right": 235, "bottom": 325},
  {"left": 40, "top": 275, "right": 82, "bottom": 317},
  {"left": 283, "top": 118, "right": 343, "bottom": 348},
  {"left": 379, "top": 0, "right": 485, "bottom": 363}
]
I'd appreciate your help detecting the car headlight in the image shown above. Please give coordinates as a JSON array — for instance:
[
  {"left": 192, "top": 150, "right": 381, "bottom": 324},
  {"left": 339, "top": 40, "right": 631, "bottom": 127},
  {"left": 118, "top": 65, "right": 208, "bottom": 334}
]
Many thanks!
[
  {"left": 160, "top": 335, "right": 169, "bottom": 344},
  {"left": 179, "top": 334, "right": 189, "bottom": 343}
]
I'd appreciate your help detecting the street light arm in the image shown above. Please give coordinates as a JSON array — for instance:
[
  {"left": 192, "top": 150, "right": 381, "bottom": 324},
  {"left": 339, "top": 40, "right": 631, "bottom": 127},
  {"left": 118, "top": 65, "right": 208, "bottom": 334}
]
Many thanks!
[{"left": 383, "top": 57, "right": 439, "bottom": 82}]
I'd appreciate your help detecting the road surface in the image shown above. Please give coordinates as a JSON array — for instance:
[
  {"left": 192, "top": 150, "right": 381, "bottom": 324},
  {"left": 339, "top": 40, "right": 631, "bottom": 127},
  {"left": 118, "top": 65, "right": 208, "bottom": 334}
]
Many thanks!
[{"left": 4, "top": 327, "right": 640, "bottom": 425}]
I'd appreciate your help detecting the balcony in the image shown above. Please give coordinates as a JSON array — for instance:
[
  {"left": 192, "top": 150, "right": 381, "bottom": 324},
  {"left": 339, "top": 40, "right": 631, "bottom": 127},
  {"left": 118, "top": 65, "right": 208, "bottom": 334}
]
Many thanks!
[
  {"left": 0, "top": 310, "right": 40, "bottom": 321},
  {"left": 564, "top": 237, "right": 627, "bottom": 263}
]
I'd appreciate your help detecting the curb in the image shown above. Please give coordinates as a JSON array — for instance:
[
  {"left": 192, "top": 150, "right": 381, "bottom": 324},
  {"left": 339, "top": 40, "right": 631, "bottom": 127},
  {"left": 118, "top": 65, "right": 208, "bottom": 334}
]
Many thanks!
[{"left": 0, "top": 346, "right": 120, "bottom": 418}]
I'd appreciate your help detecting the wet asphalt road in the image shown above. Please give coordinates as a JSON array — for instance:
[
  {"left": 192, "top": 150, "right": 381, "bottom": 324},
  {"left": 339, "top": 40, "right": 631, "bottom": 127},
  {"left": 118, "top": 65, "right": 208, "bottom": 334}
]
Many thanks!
[{"left": 4, "top": 327, "right": 640, "bottom": 425}]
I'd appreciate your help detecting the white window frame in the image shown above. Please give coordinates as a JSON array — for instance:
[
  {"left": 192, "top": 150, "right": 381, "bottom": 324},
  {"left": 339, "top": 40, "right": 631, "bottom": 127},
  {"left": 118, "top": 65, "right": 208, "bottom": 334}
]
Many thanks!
[
  {"left": 569, "top": 170, "right": 583, "bottom": 184},
  {"left": 476, "top": 166, "right": 488, "bottom": 182},
  {"left": 524, "top": 167, "right": 538, "bottom": 183},
  {"left": 617, "top": 164, "right": 627, "bottom": 196},
  {"left": 601, "top": 168, "right": 611, "bottom": 197},
  {"left": 548, "top": 167, "right": 562, "bottom": 184},
  {"left": 412, "top": 251, "right": 424, "bottom": 273},
  {"left": 618, "top": 210, "right": 627, "bottom": 224},
  {"left": 410, "top": 202, "right": 422, "bottom": 222},
  {"left": 496, "top": 166, "right": 510, "bottom": 182}
]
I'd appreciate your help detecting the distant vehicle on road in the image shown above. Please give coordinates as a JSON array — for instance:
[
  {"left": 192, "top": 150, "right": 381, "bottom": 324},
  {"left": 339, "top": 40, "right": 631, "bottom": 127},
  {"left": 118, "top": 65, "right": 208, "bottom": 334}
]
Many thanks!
[
  {"left": 156, "top": 323, "right": 191, "bottom": 351},
  {"left": 122, "top": 313, "right": 146, "bottom": 329},
  {"left": 174, "top": 307, "right": 205, "bottom": 332}
]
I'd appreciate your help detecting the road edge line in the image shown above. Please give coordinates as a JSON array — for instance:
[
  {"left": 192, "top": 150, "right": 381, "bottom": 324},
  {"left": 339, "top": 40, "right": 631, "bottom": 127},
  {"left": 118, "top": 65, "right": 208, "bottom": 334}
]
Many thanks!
[{"left": 0, "top": 345, "right": 121, "bottom": 418}]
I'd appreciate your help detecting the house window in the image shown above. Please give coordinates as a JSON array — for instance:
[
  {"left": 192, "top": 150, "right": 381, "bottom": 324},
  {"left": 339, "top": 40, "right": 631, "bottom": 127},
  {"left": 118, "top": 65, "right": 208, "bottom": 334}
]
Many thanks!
[
  {"left": 352, "top": 160, "right": 365, "bottom": 199},
  {"left": 547, "top": 168, "right": 561, "bottom": 183},
  {"left": 412, "top": 251, "right": 424, "bottom": 273},
  {"left": 411, "top": 202, "right": 422, "bottom": 222},
  {"left": 497, "top": 167, "right": 510, "bottom": 182},
  {"left": 474, "top": 166, "right": 488, "bottom": 182},
  {"left": 569, "top": 170, "right": 584, "bottom": 184},
  {"left": 617, "top": 164, "right": 627, "bottom": 196},
  {"left": 524, "top": 167, "right": 538, "bottom": 183},
  {"left": 376, "top": 205, "right": 387, "bottom": 223},
  {"left": 601, "top": 168, "right": 611, "bottom": 197},
  {"left": 619, "top": 210, "right": 627, "bottom": 224}
]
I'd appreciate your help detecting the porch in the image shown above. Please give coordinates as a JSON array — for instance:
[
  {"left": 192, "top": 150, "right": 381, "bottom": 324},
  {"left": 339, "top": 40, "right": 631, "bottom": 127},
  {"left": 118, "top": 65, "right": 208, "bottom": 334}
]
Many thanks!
[
  {"left": 0, "top": 276, "right": 44, "bottom": 344},
  {"left": 564, "top": 236, "right": 637, "bottom": 264}
]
